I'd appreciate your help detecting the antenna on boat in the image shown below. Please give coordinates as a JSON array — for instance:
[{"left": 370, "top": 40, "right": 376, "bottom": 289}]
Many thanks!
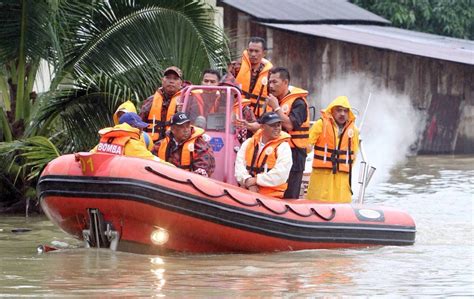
[{"left": 356, "top": 93, "right": 376, "bottom": 204}]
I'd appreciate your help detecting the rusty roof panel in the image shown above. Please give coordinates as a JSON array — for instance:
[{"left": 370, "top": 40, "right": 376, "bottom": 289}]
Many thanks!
[
  {"left": 262, "top": 23, "right": 474, "bottom": 65},
  {"left": 218, "top": 0, "right": 389, "bottom": 24}
]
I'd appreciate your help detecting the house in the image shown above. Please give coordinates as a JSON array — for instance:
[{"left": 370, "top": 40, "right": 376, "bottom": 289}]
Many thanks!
[{"left": 217, "top": 0, "right": 474, "bottom": 154}]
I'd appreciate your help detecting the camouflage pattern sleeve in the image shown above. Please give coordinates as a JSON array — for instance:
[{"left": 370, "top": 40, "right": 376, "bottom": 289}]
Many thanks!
[{"left": 192, "top": 136, "right": 215, "bottom": 177}]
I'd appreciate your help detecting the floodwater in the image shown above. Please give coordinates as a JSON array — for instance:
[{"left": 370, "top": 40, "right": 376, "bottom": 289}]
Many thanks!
[{"left": 1, "top": 155, "right": 473, "bottom": 297}]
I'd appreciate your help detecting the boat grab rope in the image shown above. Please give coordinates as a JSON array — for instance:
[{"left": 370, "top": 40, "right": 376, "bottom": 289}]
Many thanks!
[{"left": 145, "top": 166, "right": 336, "bottom": 221}]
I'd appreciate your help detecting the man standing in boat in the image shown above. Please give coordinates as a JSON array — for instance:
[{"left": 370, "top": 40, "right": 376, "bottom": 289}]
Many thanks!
[
  {"left": 231, "top": 37, "right": 273, "bottom": 120},
  {"left": 235, "top": 112, "right": 292, "bottom": 199},
  {"left": 236, "top": 67, "right": 310, "bottom": 199},
  {"left": 307, "top": 96, "right": 359, "bottom": 203},
  {"left": 153, "top": 112, "right": 215, "bottom": 177},
  {"left": 265, "top": 67, "right": 310, "bottom": 199},
  {"left": 139, "top": 66, "right": 183, "bottom": 142}
]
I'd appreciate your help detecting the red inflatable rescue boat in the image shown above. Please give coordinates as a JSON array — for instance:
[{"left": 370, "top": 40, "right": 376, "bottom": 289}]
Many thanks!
[
  {"left": 37, "top": 86, "right": 415, "bottom": 254},
  {"left": 38, "top": 152, "right": 416, "bottom": 254}
]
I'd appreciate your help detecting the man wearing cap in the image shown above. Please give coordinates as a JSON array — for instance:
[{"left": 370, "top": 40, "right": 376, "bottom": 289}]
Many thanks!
[
  {"left": 91, "top": 112, "right": 164, "bottom": 162},
  {"left": 152, "top": 112, "right": 215, "bottom": 177},
  {"left": 139, "top": 66, "right": 184, "bottom": 142},
  {"left": 232, "top": 37, "right": 273, "bottom": 118},
  {"left": 113, "top": 100, "right": 153, "bottom": 151},
  {"left": 307, "top": 96, "right": 359, "bottom": 203},
  {"left": 234, "top": 112, "right": 292, "bottom": 199},
  {"left": 236, "top": 67, "right": 309, "bottom": 198}
]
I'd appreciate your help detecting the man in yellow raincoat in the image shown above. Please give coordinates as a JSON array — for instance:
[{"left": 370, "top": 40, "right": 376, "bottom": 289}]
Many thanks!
[
  {"left": 113, "top": 100, "right": 136, "bottom": 125},
  {"left": 307, "top": 96, "right": 359, "bottom": 203},
  {"left": 113, "top": 100, "right": 153, "bottom": 151},
  {"left": 91, "top": 112, "right": 163, "bottom": 162}
]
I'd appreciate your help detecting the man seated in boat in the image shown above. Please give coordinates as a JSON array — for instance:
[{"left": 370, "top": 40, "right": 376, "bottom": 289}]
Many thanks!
[
  {"left": 91, "top": 112, "right": 164, "bottom": 162},
  {"left": 234, "top": 112, "right": 292, "bottom": 198},
  {"left": 139, "top": 66, "right": 183, "bottom": 143},
  {"left": 113, "top": 100, "right": 153, "bottom": 151},
  {"left": 152, "top": 112, "right": 215, "bottom": 177},
  {"left": 307, "top": 96, "right": 360, "bottom": 203},
  {"left": 185, "top": 69, "right": 222, "bottom": 128},
  {"left": 237, "top": 67, "right": 310, "bottom": 199}
]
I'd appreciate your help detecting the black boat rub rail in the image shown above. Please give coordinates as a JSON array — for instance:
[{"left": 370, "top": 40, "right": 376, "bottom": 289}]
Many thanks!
[
  {"left": 37, "top": 175, "right": 416, "bottom": 245},
  {"left": 144, "top": 165, "right": 336, "bottom": 221}
]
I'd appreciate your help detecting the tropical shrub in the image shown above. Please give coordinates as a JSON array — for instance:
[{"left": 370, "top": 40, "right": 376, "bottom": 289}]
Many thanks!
[{"left": 0, "top": 0, "right": 230, "bottom": 207}]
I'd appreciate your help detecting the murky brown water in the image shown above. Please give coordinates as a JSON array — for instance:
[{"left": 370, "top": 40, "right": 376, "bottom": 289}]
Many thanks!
[{"left": 1, "top": 155, "right": 473, "bottom": 297}]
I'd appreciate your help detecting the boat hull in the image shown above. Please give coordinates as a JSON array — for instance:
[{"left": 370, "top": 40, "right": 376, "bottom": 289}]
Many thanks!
[{"left": 38, "top": 153, "right": 416, "bottom": 254}]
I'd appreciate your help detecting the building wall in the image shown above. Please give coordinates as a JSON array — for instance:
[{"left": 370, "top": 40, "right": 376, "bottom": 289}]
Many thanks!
[{"left": 220, "top": 5, "right": 474, "bottom": 154}]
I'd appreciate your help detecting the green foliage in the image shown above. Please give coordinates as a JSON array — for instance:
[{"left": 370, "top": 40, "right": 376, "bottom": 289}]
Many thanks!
[
  {"left": 351, "top": 0, "right": 474, "bottom": 40},
  {"left": 0, "top": 0, "right": 230, "bottom": 207},
  {"left": 0, "top": 136, "right": 60, "bottom": 182}
]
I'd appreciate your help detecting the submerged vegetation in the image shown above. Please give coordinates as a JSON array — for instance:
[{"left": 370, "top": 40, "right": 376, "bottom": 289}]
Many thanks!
[{"left": 0, "top": 0, "right": 230, "bottom": 210}]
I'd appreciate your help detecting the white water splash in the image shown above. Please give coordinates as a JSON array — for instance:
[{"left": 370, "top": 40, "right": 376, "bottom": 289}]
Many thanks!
[{"left": 317, "top": 73, "right": 424, "bottom": 194}]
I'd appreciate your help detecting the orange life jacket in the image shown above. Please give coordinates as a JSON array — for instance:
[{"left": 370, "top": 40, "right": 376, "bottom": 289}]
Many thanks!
[
  {"left": 96, "top": 128, "right": 140, "bottom": 155},
  {"left": 157, "top": 126, "right": 205, "bottom": 171},
  {"left": 279, "top": 86, "right": 310, "bottom": 149},
  {"left": 145, "top": 89, "right": 181, "bottom": 142},
  {"left": 191, "top": 91, "right": 220, "bottom": 116},
  {"left": 312, "top": 113, "right": 356, "bottom": 173},
  {"left": 235, "top": 50, "right": 273, "bottom": 117},
  {"left": 245, "top": 129, "right": 290, "bottom": 198}
]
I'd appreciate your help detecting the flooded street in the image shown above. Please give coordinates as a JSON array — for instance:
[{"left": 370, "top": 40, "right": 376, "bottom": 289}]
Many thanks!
[{"left": 1, "top": 155, "right": 473, "bottom": 297}]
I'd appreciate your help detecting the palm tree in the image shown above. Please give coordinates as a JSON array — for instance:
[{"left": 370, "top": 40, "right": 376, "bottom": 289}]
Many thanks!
[{"left": 0, "top": 0, "right": 230, "bottom": 207}]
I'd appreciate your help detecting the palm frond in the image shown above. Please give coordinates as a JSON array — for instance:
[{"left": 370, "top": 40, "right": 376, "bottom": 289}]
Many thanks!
[
  {"left": 27, "top": 74, "right": 135, "bottom": 151},
  {"left": 0, "top": 135, "right": 60, "bottom": 182},
  {"left": 64, "top": 5, "right": 229, "bottom": 98},
  {"left": 0, "top": 0, "right": 56, "bottom": 64}
]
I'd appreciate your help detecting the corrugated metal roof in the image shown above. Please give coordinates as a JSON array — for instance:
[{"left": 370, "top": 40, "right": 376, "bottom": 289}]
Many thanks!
[
  {"left": 262, "top": 23, "right": 474, "bottom": 65},
  {"left": 218, "top": 0, "right": 389, "bottom": 25}
]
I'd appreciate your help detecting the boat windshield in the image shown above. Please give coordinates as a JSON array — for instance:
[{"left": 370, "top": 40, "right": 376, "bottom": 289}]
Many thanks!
[
  {"left": 181, "top": 86, "right": 242, "bottom": 131},
  {"left": 180, "top": 85, "right": 242, "bottom": 185}
]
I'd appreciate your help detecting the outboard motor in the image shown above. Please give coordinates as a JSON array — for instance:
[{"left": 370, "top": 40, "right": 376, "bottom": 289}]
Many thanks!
[{"left": 82, "top": 208, "right": 120, "bottom": 250}]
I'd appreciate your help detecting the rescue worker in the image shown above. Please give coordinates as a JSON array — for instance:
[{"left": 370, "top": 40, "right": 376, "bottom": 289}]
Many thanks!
[
  {"left": 91, "top": 112, "right": 163, "bottom": 162},
  {"left": 152, "top": 112, "right": 215, "bottom": 177},
  {"left": 236, "top": 67, "right": 309, "bottom": 198},
  {"left": 139, "top": 66, "right": 183, "bottom": 142},
  {"left": 266, "top": 67, "right": 309, "bottom": 198},
  {"left": 307, "top": 96, "right": 360, "bottom": 203},
  {"left": 113, "top": 100, "right": 153, "bottom": 150},
  {"left": 232, "top": 37, "right": 273, "bottom": 118},
  {"left": 186, "top": 69, "right": 222, "bottom": 124},
  {"left": 235, "top": 112, "right": 292, "bottom": 199},
  {"left": 113, "top": 100, "right": 136, "bottom": 125}
]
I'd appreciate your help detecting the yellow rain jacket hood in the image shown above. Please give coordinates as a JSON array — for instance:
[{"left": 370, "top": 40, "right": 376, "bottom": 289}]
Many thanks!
[
  {"left": 321, "top": 96, "right": 356, "bottom": 122},
  {"left": 113, "top": 101, "right": 137, "bottom": 125}
]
